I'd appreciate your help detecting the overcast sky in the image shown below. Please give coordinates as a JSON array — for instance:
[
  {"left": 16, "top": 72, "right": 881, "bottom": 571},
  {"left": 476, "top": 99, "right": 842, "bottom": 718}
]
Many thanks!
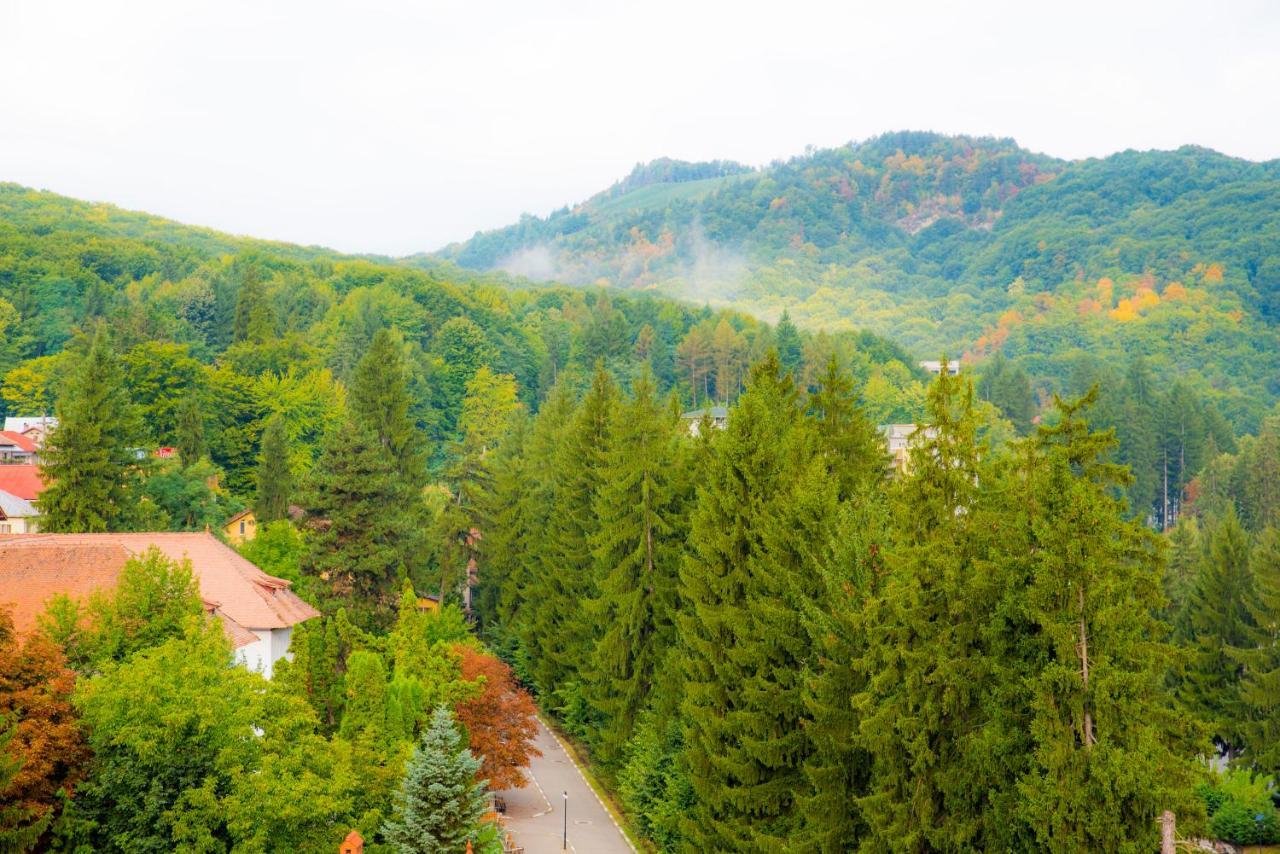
[{"left": 2, "top": 0, "right": 1277, "bottom": 256}]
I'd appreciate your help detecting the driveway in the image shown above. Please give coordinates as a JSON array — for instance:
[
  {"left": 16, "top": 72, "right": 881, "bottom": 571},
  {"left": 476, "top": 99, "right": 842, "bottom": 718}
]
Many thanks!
[{"left": 496, "top": 718, "right": 635, "bottom": 854}]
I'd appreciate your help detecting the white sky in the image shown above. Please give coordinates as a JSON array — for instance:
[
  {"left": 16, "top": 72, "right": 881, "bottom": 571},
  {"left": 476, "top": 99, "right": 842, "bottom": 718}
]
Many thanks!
[{"left": 1, "top": 0, "right": 1278, "bottom": 256}]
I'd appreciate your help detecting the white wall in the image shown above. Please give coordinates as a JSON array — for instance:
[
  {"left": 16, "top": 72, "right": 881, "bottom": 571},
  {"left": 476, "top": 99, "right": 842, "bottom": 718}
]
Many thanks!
[{"left": 232, "top": 627, "right": 296, "bottom": 680}]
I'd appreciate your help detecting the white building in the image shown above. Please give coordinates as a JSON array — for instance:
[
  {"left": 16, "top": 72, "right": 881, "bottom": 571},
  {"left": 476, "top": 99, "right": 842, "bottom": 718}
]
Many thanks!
[
  {"left": 0, "top": 532, "right": 318, "bottom": 679},
  {"left": 918, "top": 360, "right": 960, "bottom": 376},
  {"left": 0, "top": 489, "right": 39, "bottom": 533}
]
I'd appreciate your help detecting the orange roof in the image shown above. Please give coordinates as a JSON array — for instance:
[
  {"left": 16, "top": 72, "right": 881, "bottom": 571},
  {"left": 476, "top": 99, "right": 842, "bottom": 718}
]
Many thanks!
[
  {"left": 0, "top": 465, "right": 43, "bottom": 500},
  {"left": 0, "top": 533, "right": 319, "bottom": 642},
  {"left": 0, "top": 431, "right": 37, "bottom": 453}
]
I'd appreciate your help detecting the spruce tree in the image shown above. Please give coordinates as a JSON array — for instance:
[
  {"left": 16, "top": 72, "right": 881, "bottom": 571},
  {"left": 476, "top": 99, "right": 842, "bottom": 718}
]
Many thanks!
[
  {"left": 855, "top": 365, "right": 1009, "bottom": 851},
  {"left": 585, "top": 370, "right": 689, "bottom": 764},
  {"left": 303, "top": 416, "right": 409, "bottom": 626},
  {"left": 231, "top": 263, "right": 274, "bottom": 344},
  {"left": 1239, "top": 527, "right": 1280, "bottom": 775},
  {"left": 348, "top": 328, "right": 425, "bottom": 489},
  {"left": 677, "top": 351, "right": 824, "bottom": 850},
  {"left": 501, "top": 381, "right": 575, "bottom": 689},
  {"left": 1183, "top": 506, "right": 1257, "bottom": 755},
  {"left": 174, "top": 395, "right": 207, "bottom": 466},
  {"left": 808, "top": 354, "right": 886, "bottom": 499},
  {"left": 255, "top": 412, "right": 292, "bottom": 523},
  {"left": 1016, "top": 392, "right": 1199, "bottom": 851},
  {"left": 381, "top": 706, "right": 489, "bottom": 854},
  {"left": 521, "top": 364, "right": 616, "bottom": 702},
  {"left": 38, "top": 324, "right": 143, "bottom": 533},
  {"left": 774, "top": 310, "right": 803, "bottom": 377},
  {"left": 797, "top": 357, "right": 889, "bottom": 851}
]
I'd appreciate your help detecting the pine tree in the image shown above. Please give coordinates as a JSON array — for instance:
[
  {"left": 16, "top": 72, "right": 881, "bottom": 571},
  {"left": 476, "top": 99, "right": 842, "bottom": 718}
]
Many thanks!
[
  {"left": 855, "top": 365, "right": 1008, "bottom": 851},
  {"left": 677, "top": 351, "right": 824, "bottom": 850},
  {"left": 231, "top": 263, "right": 274, "bottom": 344},
  {"left": 303, "top": 416, "right": 410, "bottom": 626},
  {"left": 493, "top": 382, "right": 575, "bottom": 685},
  {"left": 175, "top": 395, "right": 207, "bottom": 466},
  {"left": 348, "top": 328, "right": 426, "bottom": 489},
  {"left": 255, "top": 412, "right": 292, "bottom": 523},
  {"left": 381, "top": 706, "right": 490, "bottom": 854},
  {"left": 1016, "top": 392, "right": 1199, "bottom": 852},
  {"left": 38, "top": 324, "right": 143, "bottom": 532},
  {"left": 520, "top": 365, "right": 616, "bottom": 701},
  {"left": 774, "top": 310, "right": 803, "bottom": 377},
  {"left": 585, "top": 370, "right": 689, "bottom": 764},
  {"left": 1183, "top": 506, "right": 1257, "bottom": 755},
  {"left": 1238, "top": 527, "right": 1280, "bottom": 775},
  {"left": 808, "top": 354, "right": 886, "bottom": 500}
]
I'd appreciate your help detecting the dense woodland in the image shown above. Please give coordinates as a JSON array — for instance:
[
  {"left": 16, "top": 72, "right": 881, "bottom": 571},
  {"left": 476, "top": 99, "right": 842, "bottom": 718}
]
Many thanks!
[
  {"left": 1, "top": 181, "right": 1280, "bottom": 852},
  {"left": 441, "top": 132, "right": 1280, "bottom": 433}
]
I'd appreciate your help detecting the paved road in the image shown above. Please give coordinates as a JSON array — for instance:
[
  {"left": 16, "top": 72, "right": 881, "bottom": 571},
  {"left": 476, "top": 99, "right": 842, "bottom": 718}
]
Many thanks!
[{"left": 497, "top": 718, "right": 634, "bottom": 854}]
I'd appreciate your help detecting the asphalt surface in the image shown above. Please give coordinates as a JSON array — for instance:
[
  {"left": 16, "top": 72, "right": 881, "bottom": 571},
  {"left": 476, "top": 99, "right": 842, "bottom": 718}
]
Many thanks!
[{"left": 496, "top": 718, "right": 635, "bottom": 854}]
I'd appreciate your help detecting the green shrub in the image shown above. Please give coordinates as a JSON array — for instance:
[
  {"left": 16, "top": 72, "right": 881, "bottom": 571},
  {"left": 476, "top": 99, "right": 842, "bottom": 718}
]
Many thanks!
[{"left": 1198, "top": 769, "right": 1280, "bottom": 845}]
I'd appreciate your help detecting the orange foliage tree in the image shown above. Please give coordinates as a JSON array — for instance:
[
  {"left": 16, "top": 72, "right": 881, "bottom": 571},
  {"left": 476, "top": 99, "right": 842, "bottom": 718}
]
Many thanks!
[
  {"left": 0, "top": 608, "right": 89, "bottom": 847},
  {"left": 452, "top": 645, "right": 540, "bottom": 789}
]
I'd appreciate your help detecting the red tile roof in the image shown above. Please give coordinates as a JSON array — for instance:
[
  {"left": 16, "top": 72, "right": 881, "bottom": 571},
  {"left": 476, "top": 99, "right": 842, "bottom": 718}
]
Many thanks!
[
  {"left": 0, "top": 465, "right": 43, "bottom": 500},
  {"left": 0, "top": 533, "right": 319, "bottom": 645},
  {"left": 0, "top": 431, "right": 37, "bottom": 453}
]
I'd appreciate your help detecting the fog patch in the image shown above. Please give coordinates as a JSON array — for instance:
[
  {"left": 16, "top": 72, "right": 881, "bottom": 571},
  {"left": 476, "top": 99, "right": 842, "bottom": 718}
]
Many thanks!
[
  {"left": 671, "top": 223, "right": 748, "bottom": 303},
  {"left": 497, "top": 244, "right": 561, "bottom": 281}
]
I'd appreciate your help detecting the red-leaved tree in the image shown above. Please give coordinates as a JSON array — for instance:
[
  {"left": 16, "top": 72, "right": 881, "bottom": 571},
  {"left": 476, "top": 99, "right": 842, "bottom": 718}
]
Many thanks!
[
  {"left": 0, "top": 607, "right": 89, "bottom": 849},
  {"left": 452, "top": 644, "right": 540, "bottom": 789}
]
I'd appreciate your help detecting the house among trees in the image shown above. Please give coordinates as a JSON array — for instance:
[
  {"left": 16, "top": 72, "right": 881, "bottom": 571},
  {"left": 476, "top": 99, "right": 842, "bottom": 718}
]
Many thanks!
[
  {"left": 0, "top": 429, "right": 39, "bottom": 463},
  {"left": 0, "top": 532, "right": 318, "bottom": 677},
  {"left": 918, "top": 359, "right": 961, "bottom": 376},
  {"left": 3, "top": 415, "right": 57, "bottom": 448},
  {"left": 681, "top": 406, "right": 729, "bottom": 437},
  {"left": 0, "top": 464, "right": 45, "bottom": 531},
  {"left": 223, "top": 508, "right": 257, "bottom": 544},
  {"left": 0, "top": 489, "right": 39, "bottom": 533}
]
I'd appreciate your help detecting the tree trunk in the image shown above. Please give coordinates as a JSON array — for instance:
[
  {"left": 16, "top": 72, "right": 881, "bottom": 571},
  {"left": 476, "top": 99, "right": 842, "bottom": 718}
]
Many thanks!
[{"left": 1078, "top": 586, "right": 1096, "bottom": 749}]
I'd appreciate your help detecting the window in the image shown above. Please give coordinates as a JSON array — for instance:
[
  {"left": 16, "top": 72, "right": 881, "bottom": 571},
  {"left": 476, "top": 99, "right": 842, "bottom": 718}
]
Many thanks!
[
  {"left": 239, "top": 521, "right": 246, "bottom": 535},
  {"left": 0, "top": 524, "right": 10, "bottom": 534}
]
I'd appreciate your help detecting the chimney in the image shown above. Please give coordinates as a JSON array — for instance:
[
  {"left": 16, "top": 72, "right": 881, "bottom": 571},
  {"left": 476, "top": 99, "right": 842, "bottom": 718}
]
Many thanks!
[{"left": 340, "top": 829, "right": 363, "bottom": 854}]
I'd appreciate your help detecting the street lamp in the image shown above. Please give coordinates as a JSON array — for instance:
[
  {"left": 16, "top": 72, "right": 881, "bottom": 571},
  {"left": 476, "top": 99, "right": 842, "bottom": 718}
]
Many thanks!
[{"left": 562, "top": 791, "right": 568, "bottom": 850}]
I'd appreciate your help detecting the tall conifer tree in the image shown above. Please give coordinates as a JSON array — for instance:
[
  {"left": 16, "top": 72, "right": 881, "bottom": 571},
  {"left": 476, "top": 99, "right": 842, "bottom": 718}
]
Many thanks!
[
  {"left": 855, "top": 363, "right": 1008, "bottom": 851},
  {"left": 174, "top": 395, "right": 207, "bottom": 466},
  {"left": 677, "top": 351, "right": 823, "bottom": 850},
  {"left": 39, "top": 324, "right": 143, "bottom": 533},
  {"left": 1183, "top": 507, "right": 1257, "bottom": 754},
  {"left": 521, "top": 365, "right": 616, "bottom": 702},
  {"left": 586, "top": 370, "right": 689, "bottom": 763},
  {"left": 1016, "top": 393, "right": 1198, "bottom": 851},
  {"left": 1238, "top": 527, "right": 1280, "bottom": 775},
  {"left": 255, "top": 412, "right": 292, "bottom": 523}
]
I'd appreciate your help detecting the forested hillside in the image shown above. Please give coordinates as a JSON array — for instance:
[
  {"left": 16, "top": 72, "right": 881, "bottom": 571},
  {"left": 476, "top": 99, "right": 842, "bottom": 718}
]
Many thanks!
[
  {"left": 438, "top": 132, "right": 1280, "bottom": 430},
  {"left": 3, "top": 181, "right": 1280, "bottom": 853}
]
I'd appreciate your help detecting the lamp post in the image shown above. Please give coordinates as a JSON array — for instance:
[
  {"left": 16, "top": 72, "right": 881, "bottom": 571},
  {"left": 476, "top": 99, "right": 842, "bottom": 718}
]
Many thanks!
[{"left": 562, "top": 791, "right": 568, "bottom": 850}]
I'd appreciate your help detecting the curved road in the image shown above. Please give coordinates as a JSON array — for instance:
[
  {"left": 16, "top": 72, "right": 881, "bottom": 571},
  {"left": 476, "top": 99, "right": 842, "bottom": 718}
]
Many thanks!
[{"left": 497, "top": 718, "right": 635, "bottom": 854}]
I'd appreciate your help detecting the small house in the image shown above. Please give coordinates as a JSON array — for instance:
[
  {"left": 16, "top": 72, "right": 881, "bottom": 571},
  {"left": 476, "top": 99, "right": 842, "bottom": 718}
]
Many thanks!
[
  {"left": 0, "top": 489, "right": 38, "bottom": 533},
  {"left": 0, "top": 532, "right": 319, "bottom": 678},
  {"left": 681, "top": 406, "right": 729, "bottom": 437},
  {"left": 224, "top": 508, "right": 257, "bottom": 544},
  {"left": 0, "top": 431, "right": 38, "bottom": 463}
]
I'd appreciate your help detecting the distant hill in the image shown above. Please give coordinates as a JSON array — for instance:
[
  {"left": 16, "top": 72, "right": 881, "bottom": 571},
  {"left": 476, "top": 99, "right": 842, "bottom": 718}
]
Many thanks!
[{"left": 436, "top": 132, "right": 1280, "bottom": 428}]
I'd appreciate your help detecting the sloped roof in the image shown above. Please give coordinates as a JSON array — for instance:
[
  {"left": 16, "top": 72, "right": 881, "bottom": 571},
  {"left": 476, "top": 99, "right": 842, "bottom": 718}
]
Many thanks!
[
  {"left": 0, "top": 489, "right": 37, "bottom": 519},
  {"left": 0, "top": 431, "right": 37, "bottom": 453},
  {"left": 0, "top": 465, "right": 43, "bottom": 500},
  {"left": 0, "top": 532, "right": 319, "bottom": 638},
  {"left": 2, "top": 417, "right": 56, "bottom": 434}
]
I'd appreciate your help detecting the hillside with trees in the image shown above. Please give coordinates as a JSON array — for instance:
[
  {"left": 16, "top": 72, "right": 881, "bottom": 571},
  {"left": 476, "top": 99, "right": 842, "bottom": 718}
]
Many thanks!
[
  {"left": 2, "top": 180, "right": 1280, "bottom": 853},
  {"left": 438, "top": 132, "right": 1280, "bottom": 431}
]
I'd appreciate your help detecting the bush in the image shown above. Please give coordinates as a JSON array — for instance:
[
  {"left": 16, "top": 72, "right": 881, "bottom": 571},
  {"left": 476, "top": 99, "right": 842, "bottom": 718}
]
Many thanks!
[{"left": 1198, "top": 769, "right": 1280, "bottom": 845}]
